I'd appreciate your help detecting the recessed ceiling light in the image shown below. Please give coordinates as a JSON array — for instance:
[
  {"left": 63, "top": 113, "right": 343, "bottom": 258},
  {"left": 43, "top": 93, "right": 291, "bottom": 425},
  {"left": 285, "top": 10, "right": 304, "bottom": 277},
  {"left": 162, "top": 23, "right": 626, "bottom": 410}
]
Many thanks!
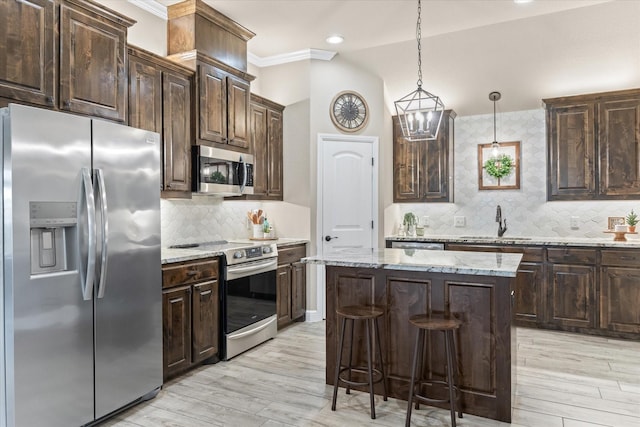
[
  {"left": 514, "top": 0, "right": 534, "bottom": 3},
  {"left": 326, "top": 34, "right": 344, "bottom": 45}
]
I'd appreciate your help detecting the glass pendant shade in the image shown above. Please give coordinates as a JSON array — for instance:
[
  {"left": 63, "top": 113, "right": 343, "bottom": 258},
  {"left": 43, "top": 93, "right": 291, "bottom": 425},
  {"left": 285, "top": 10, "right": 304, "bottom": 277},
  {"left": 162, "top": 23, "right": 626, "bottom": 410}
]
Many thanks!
[{"left": 395, "top": 87, "right": 444, "bottom": 141}]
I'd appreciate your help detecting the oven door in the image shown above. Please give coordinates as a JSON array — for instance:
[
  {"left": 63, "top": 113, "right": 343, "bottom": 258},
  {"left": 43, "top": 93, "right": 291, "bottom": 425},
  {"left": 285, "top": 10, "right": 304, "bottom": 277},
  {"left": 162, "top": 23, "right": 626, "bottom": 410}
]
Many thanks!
[{"left": 223, "top": 257, "right": 277, "bottom": 359}]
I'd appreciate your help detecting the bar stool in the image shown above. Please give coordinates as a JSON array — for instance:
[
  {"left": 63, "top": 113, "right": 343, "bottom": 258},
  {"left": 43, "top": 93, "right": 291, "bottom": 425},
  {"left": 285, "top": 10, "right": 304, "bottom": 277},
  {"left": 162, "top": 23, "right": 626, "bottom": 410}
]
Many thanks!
[
  {"left": 405, "top": 314, "right": 463, "bottom": 427},
  {"left": 331, "top": 304, "right": 388, "bottom": 419}
]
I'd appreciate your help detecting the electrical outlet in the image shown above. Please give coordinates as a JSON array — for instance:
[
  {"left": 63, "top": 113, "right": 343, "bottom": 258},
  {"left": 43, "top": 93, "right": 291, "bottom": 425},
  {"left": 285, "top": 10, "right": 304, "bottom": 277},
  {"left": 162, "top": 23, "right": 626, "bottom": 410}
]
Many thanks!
[
  {"left": 422, "top": 216, "right": 429, "bottom": 227},
  {"left": 570, "top": 216, "right": 579, "bottom": 229},
  {"left": 246, "top": 217, "right": 252, "bottom": 229},
  {"left": 454, "top": 216, "right": 466, "bottom": 227}
]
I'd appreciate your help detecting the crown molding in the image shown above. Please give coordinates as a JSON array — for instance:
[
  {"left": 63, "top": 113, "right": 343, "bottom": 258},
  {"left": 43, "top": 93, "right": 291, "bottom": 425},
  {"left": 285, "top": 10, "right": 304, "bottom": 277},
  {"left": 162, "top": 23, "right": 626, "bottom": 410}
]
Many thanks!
[
  {"left": 128, "top": 0, "right": 168, "bottom": 20},
  {"left": 249, "top": 49, "right": 337, "bottom": 68}
]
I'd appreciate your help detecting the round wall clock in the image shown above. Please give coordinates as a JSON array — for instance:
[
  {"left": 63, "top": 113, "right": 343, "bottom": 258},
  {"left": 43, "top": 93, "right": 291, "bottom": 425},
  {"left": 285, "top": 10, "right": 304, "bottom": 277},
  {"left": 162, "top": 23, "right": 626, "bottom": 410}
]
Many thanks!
[{"left": 330, "top": 91, "right": 369, "bottom": 132}]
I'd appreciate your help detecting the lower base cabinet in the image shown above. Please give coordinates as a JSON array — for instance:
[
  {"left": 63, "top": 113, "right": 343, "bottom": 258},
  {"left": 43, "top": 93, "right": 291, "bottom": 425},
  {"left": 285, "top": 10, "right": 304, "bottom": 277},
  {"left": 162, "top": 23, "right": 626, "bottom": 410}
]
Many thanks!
[
  {"left": 277, "top": 244, "right": 306, "bottom": 329},
  {"left": 162, "top": 258, "right": 219, "bottom": 380},
  {"left": 441, "top": 242, "right": 640, "bottom": 340},
  {"left": 600, "top": 250, "right": 640, "bottom": 334}
]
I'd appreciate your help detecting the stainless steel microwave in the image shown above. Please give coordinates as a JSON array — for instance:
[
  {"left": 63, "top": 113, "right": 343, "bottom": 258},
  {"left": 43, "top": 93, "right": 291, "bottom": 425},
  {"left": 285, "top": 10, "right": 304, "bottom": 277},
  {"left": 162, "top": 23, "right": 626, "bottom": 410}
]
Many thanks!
[{"left": 192, "top": 146, "right": 254, "bottom": 196}]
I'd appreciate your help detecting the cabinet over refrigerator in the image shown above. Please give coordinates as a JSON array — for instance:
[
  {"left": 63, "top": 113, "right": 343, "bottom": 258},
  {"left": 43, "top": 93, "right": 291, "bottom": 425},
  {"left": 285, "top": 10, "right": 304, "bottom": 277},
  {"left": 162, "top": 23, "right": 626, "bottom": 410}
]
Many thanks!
[{"left": 0, "top": 104, "right": 162, "bottom": 427}]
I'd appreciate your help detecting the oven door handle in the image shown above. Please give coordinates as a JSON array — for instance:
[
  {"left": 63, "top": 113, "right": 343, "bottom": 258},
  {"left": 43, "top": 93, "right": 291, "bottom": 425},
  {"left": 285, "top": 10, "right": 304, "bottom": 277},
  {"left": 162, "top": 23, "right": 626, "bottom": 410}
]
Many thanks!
[
  {"left": 228, "top": 317, "right": 276, "bottom": 340},
  {"left": 226, "top": 258, "right": 277, "bottom": 280}
]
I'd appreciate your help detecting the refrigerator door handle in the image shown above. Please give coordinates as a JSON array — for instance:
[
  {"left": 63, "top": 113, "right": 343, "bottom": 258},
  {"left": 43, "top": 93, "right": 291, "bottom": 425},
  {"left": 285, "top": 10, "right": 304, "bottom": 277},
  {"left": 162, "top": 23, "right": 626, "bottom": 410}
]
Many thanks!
[
  {"left": 79, "top": 168, "right": 96, "bottom": 301},
  {"left": 95, "top": 168, "right": 109, "bottom": 299}
]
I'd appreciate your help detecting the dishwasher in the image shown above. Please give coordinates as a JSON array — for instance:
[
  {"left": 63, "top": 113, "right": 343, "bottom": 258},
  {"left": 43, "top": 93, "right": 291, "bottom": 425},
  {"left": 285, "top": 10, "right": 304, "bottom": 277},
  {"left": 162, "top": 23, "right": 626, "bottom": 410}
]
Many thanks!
[{"left": 390, "top": 241, "right": 444, "bottom": 250}]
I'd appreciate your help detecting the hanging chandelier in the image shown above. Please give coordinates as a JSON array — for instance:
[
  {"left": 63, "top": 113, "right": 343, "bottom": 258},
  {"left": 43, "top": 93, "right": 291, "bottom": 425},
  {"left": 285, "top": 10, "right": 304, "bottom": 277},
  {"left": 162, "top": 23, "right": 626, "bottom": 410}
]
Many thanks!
[
  {"left": 394, "top": 0, "right": 444, "bottom": 142},
  {"left": 489, "top": 91, "right": 501, "bottom": 156}
]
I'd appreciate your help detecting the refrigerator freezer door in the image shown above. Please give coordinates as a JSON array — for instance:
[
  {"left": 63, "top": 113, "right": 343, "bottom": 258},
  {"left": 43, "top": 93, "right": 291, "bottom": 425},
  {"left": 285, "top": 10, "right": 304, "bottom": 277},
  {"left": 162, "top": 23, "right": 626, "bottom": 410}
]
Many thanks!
[
  {"left": 91, "top": 119, "right": 162, "bottom": 419},
  {"left": 4, "top": 104, "right": 94, "bottom": 426}
]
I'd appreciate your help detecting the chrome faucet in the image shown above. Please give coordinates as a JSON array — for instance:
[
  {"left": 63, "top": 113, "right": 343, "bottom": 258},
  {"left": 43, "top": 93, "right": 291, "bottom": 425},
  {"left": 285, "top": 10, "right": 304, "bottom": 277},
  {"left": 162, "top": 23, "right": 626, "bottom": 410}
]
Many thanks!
[{"left": 496, "top": 205, "right": 507, "bottom": 237}]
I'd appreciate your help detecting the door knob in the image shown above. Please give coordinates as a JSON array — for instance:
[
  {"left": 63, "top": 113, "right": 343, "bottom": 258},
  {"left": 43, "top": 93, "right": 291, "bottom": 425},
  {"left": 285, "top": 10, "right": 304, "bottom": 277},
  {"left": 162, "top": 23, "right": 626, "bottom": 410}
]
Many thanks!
[{"left": 325, "top": 235, "right": 338, "bottom": 242}]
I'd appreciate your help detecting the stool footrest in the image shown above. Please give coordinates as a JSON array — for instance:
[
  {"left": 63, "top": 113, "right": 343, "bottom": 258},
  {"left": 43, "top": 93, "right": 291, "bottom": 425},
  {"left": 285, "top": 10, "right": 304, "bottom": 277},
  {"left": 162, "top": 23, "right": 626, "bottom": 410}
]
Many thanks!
[
  {"left": 411, "top": 379, "right": 460, "bottom": 405},
  {"left": 337, "top": 366, "right": 385, "bottom": 388}
]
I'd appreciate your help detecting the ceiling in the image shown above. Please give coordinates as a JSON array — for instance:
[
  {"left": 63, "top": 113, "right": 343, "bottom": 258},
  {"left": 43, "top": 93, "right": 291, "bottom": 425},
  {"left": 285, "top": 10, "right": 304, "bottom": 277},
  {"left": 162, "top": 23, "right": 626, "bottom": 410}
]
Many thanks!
[{"left": 155, "top": 0, "right": 640, "bottom": 116}]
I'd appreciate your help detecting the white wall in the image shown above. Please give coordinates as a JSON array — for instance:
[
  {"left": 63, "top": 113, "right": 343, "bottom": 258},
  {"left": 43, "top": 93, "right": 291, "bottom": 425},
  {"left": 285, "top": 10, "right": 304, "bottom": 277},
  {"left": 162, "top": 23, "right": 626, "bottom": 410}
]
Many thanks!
[
  {"left": 94, "top": 0, "right": 167, "bottom": 55},
  {"left": 384, "top": 108, "right": 640, "bottom": 239}
]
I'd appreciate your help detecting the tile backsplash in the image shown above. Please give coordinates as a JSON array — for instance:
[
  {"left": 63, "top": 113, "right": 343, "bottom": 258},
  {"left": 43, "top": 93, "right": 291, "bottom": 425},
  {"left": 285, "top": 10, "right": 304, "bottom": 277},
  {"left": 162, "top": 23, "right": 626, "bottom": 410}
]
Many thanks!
[
  {"left": 161, "top": 198, "right": 311, "bottom": 247},
  {"left": 161, "top": 198, "right": 259, "bottom": 247},
  {"left": 385, "top": 108, "right": 640, "bottom": 239}
]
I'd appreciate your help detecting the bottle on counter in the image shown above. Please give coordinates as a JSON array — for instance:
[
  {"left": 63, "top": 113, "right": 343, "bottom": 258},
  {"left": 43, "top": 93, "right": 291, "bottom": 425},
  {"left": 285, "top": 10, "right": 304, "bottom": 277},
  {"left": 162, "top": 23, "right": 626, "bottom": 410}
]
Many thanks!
[{"left": 262, "top": 217, "right": 270, "bottom": 237}]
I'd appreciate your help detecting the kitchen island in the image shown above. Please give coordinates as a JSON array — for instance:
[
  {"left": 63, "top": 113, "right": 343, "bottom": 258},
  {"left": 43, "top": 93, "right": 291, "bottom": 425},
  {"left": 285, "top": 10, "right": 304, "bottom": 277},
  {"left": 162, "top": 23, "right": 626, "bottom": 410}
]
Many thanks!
[{"left": 304, "top": 248, "right": 522, "bottom": 423}]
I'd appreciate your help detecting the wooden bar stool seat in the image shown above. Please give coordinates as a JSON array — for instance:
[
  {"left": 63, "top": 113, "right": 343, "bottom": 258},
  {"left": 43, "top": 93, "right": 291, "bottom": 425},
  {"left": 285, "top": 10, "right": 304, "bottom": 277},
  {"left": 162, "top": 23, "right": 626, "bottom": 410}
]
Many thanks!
[
  {"left": 406, "top": 314, "right": 463, "bottom": 427},
  {"left": 331, "top": 304, "right": 388, "bottom": 419}
]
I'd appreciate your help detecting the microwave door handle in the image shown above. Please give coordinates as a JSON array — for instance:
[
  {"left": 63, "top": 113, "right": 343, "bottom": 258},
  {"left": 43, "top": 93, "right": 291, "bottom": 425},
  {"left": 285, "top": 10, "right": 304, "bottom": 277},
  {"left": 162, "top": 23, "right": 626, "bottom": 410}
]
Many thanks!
[
  {"left": 240, "top": 160, "right": 248, "bottom": 193},
  {"left": 79, "top": 168, "right": 96, "bottom": 301}
]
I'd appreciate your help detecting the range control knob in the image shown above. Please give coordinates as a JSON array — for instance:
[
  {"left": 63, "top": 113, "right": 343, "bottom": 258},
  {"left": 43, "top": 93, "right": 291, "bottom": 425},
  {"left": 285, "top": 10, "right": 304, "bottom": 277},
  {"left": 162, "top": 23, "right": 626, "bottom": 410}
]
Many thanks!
[
  {"left": 262, "top": 246, "right": 272, "bottom": 254},
  {"left": 233, "top": 251, "right": 244, "bottom": 259}
]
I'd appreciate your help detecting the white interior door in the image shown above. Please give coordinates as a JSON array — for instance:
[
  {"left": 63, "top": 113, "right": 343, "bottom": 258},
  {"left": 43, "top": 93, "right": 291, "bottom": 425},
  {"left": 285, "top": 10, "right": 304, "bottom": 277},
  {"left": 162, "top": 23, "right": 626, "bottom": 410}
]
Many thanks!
[
  {"left": 316, "top": 134, "right": 379, "bottom": 320},
  {"left": 321, "top": 140, "right": 374, "bottom": 251}
]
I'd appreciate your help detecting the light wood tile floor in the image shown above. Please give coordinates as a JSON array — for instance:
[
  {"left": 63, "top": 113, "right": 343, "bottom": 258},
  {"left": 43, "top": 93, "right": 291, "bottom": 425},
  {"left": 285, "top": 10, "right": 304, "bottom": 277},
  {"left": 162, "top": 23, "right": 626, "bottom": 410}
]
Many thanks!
[{"left": 103, "top": 322, "right": 640, "bottom": 427}]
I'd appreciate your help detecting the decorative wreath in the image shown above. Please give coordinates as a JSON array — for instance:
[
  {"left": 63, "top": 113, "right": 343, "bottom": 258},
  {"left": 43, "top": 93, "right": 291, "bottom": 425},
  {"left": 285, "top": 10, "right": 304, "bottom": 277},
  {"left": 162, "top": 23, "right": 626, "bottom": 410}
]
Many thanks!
[{"left": 484, "top": 154, "right": 514, "bottom": 179}]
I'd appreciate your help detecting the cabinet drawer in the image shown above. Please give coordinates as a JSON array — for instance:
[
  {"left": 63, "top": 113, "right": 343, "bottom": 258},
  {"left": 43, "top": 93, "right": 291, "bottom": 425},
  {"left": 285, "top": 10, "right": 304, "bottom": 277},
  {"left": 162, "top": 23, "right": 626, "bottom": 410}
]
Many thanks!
[
  {"left": 278, "top": 244, "right": 306, "bottom": 265},
  {"left": 162, "top": 258, "right": 219, "bottom": 289},
  {"left": 601, "top": 250, "right": 640, "bottom": 267},
  {"left": 446, "top": 244, "right": 544, "bottom": 263},
  {"left": 547, "top": 248, "right": 596, "bottom": 264}
]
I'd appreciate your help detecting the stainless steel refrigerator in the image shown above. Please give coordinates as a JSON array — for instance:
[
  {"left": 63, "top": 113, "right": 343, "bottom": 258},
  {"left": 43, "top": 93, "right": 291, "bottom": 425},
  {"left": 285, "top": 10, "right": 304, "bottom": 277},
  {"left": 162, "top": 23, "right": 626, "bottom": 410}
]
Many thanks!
[{"left": 0, "top": 104, "right": 162, "bottom": 427}]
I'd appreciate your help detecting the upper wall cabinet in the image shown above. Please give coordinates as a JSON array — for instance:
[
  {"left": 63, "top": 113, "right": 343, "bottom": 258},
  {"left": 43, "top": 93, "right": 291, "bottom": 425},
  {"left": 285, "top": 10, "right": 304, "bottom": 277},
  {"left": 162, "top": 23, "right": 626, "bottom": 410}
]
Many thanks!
[
  {"left": 167, "top": 0, "right": 254, "bottom": 154},
  {"left": 167, "top": 0, "right": 254, "bottom": 73},
  {"left": 545, "top": 88, "right": 640, "bottom": 200},
  {"left": 248, "top": 94, "right": 284, "bottom": 200},
  {"left": 128, "top": 46, "right": 193, "bottom": 199},
  {"left": 0, "top": 0, "right": 134, "bottom": 122},
  {"left": 393, "top": 110, "right": 456, "bottom": 203},
  {"left": 0, "top": 0, "right": 56, "bottom": 108},
  {"left": 169, "top": 52, "right": 253, "bottom": 153}
]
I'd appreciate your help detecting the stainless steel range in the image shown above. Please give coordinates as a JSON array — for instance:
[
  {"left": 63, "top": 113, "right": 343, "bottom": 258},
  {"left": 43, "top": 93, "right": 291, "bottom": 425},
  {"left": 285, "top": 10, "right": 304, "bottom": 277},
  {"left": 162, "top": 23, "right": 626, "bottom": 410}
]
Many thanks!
[{"left": 174, "top": 240, "right": 278, "bottom": 360}]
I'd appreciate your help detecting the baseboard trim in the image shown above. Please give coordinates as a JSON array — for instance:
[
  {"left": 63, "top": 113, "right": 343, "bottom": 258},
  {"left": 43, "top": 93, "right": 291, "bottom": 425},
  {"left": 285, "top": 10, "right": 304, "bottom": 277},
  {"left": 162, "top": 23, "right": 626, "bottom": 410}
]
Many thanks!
[{"left": 305, "top": 310, "right": 324, "bottom": 323}]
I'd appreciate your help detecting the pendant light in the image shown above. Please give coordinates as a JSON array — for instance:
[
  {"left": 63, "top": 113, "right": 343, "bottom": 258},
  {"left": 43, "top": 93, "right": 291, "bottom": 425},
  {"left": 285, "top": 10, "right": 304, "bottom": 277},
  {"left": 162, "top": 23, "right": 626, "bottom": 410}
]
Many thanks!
[
  {"left": 394, "top": 0, "right": 444, "bottom": 141},
  {"left": 489, "top": 91, "right": 501, "bottom": 157}
]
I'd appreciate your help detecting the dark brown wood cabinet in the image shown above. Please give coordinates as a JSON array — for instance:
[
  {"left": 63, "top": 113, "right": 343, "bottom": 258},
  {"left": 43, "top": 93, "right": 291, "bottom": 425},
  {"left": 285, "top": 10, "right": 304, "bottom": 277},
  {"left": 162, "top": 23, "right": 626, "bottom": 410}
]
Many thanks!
[
  {"left": 546, "top": 248, "right": 597, "bottom": 329},
  {"left": 0, "top": 0, "right": 56, "bottom": 108},
  {"left": 227, "top": 75, "right": 250, "bottom": 150},
  {"left": 598, "top": 97, "right": 640, "bottom": 197},
  {"left": 600, "top": 250, "right": 640, "bottom": 334},
  {"left": 545, "top": 88, "right": 640, "bottom": 200},
  {"left": 162, "top": 257, "right": 220, "bottom": 380},
  {"left": 277, "top": 244, "right": 306, "bottom": 329},
  {"left": 162, "top": 285, "right": 192, "bottom": 377},
  {"left": 191, "top": 280, "right": 219, "bottom": 363},
  {"left": 393, "top": 110, "right": 455, "bottom": 203},
  {"left": 276, "top": 265, "right": 291, "bottom": 327},
  {"left": 169, "top": 52, "right": 253, "bottom": 152},
  {"left": 59, "top": 0, "right": 133, "bottom": 122},
  {"left": 249, "top": 94, "right": 284, "bottom": 200},
  {"left": 325, "top": 265, "right": 515, "bottom": 422},
  {"left": 446, "top": 243, "right": 545, "bottom": 327},
  {"left": 128, "top": 46, "right": 193, "bottom": 198},
  {"left": 400, "top": 239, "right": 640, "bottom": 339},
  {"left": 1, "top": 0, "right": 133, "bottom": 120}
]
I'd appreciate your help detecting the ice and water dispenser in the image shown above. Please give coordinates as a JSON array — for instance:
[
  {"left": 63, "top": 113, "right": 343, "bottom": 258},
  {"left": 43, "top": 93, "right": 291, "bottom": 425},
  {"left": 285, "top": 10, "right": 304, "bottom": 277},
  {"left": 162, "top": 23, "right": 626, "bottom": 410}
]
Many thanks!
[{"left": 29, "top": 201, "right": 77, "bottom": 275}]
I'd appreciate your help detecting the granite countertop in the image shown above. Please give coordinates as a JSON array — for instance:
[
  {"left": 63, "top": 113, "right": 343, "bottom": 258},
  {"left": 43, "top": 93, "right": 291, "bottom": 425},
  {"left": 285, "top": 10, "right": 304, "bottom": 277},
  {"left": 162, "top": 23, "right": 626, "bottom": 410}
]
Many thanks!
[
  {"left": 385, "top": 234, "right": 640, "bottom": 248},
  {"left": 303, "top": 248, "right": 522, "bottom": 277},
  {"left": 161, "top": 238, "right": 309, "bottom": 264}
]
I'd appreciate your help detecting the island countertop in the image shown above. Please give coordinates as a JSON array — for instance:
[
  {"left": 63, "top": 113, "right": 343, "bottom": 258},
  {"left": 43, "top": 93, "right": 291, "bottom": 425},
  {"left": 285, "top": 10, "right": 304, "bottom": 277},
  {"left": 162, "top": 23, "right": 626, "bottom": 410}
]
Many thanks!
[{"left": 303, "top": 248, "right": 522, "bottom": 277}]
